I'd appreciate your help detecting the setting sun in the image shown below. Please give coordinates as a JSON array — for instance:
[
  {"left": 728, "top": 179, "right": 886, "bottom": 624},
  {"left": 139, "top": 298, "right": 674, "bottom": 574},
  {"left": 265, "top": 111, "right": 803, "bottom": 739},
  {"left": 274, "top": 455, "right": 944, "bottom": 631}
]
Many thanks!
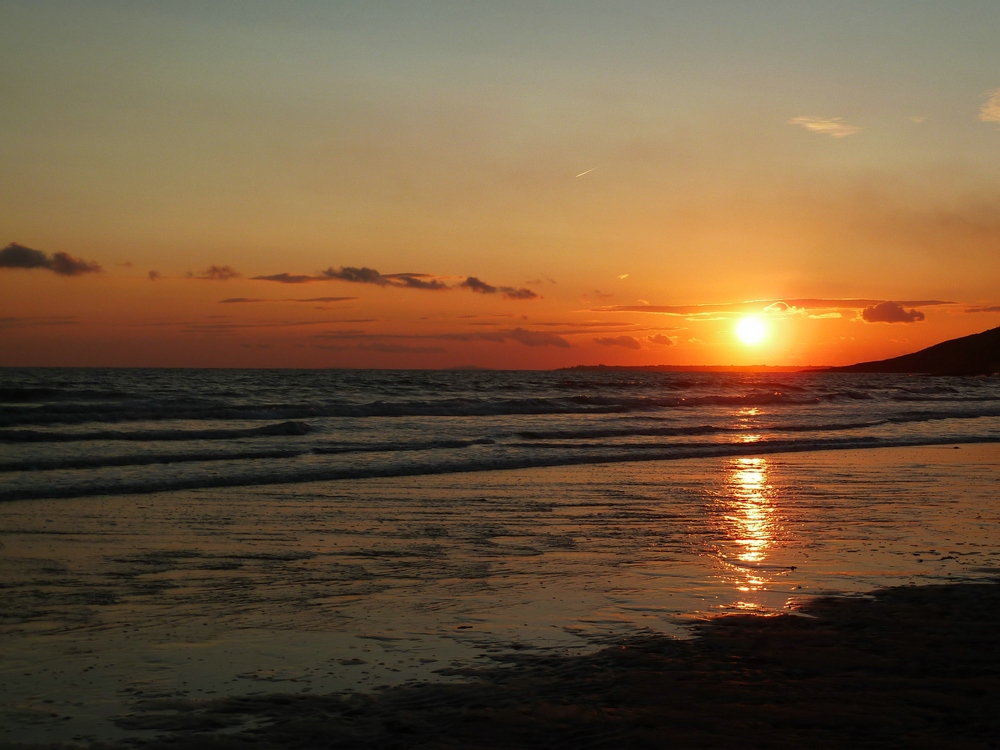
[{"left": 736, "top": 316, "right": 767, "bottom": 345}]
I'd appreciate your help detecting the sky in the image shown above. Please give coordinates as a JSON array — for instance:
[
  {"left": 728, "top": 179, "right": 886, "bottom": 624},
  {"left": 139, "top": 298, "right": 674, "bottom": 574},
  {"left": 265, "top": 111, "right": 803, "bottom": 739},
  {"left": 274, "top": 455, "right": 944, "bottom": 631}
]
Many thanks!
[{"left": 2, "top": 0, "right": 999, "bottom": 369}]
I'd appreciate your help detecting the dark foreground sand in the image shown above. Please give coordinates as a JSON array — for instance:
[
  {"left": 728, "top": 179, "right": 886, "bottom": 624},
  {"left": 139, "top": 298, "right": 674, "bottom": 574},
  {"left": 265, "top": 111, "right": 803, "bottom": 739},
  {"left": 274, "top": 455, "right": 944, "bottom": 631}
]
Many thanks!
[{"left": 9, "top": 579, "right": 999, "bottom": 750}]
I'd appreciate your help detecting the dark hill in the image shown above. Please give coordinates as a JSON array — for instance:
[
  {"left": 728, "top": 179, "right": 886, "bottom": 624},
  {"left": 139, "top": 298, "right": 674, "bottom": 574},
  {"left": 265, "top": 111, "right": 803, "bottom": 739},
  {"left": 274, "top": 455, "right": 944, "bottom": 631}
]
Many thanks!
[{"left": 829, "top": 325, "right": 1000, "bottom": 376}]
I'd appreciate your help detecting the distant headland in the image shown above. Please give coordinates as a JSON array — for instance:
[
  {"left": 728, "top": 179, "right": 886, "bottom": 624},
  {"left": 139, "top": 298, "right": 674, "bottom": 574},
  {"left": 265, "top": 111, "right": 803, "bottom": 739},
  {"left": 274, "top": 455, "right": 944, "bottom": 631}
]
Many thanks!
[
  {"left": 561, "top": 326, "right": 1000, "bottom": 376},
  {"left": 827, "top": 325, "right": 1000, "bottom": 376}
]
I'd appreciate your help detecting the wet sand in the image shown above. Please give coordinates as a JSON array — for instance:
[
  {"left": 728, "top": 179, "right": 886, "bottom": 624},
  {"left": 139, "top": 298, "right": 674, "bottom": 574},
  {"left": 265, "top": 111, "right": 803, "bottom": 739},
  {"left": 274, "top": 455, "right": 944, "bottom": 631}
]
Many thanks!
[
  {"left": 8, "top": 579, "right": 1000, "bottom": 748},
  {"left": 2, "top": 444, "right": 999, "bottom": 746}
]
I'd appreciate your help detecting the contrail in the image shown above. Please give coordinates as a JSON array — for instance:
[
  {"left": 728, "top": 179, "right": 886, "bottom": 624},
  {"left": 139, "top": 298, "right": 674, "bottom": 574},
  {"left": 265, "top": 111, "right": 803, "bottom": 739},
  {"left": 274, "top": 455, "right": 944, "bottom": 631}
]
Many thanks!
[{"left": 575, "top": 167, "right": 597, "bottom": 178}]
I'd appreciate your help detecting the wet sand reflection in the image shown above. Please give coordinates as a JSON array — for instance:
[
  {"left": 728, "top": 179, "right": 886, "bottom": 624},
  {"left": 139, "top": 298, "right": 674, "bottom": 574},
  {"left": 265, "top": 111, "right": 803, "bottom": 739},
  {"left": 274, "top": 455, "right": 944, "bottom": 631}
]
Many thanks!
[{"left": 717, "top": 456, "right": 786, "bottom": 610}]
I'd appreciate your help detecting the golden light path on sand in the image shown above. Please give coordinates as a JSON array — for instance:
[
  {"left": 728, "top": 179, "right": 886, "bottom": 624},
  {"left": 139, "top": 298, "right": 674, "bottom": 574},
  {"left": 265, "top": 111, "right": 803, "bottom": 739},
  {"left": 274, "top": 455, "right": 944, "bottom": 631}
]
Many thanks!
[{"left": 723, "top": 457, "right": 782, "bottom": 608}]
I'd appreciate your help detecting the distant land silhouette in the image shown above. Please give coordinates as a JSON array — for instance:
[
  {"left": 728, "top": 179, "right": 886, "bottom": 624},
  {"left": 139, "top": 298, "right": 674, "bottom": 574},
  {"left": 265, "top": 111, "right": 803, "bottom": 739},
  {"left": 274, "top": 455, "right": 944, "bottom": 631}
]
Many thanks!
[
  {"left": 561, "top": 364, "right": 824, "bottom": 373},
  {"left": 828, "top": 326, "right": 1000, "bottom": 376},
  {"left": 562, "top": 326, "right": 1000, "bottom": 376}
]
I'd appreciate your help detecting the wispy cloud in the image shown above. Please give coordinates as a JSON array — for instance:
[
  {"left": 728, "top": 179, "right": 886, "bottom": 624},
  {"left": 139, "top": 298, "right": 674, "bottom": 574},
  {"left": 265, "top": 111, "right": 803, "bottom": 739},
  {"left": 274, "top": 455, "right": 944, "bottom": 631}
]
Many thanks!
[
  {"left": 314, "top": 327, "right": 571, "bottom": 348},
  {"left": 252, "top": 273, "right": 316, "bottom": 284},
  {"left": 594, "top": 335, "right": 642, "bottom": 350},
  {"left": 219, "top": 296, "right": 357, "bottom": 304},
  {"left": 597, "top": 299, "right": 951, "bottom": 317},
  {"left": 965, "top": 304, "right": 1000, "bottom": 313},
  {"left": 459, "top": 276, "right": 539, "bottom": 300},
  {"left": 788, "top": 116, "right": 862, "bottom": 138},
  {"left": 646, "top": 333, "right": 676, "bottom": 346},
  {"left": 317, "top": 266, "right": 448, "bottom": 290},
  {"left": 860, "top": 301, "right": 925, "bottom": 324},
  {"left": 508, "top": 328, "right": 570, "bottom": 348},
  {"left": 253, "top": 265, "right": 538, "bottom": 299},
  {"left": 0, "top": 316, "right": 79, "bottom": 328},
  {"left": 979, "top": 89, "right": 1000, "bottom": 124},
  {"left": 357, "top": 342, "right": 446, "bottom": 354},
  {"left": 199, "top": 265, "right": 241, "bottom": 281},
  {"left": 0, "top": 242, "right": 101, "bottom": 276}
]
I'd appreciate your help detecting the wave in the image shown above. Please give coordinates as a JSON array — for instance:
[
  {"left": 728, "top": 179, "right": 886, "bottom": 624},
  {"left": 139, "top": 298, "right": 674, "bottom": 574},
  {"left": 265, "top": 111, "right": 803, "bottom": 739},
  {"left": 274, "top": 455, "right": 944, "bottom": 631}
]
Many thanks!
[
  {"left": 0, "top": 448, "right": 306, "bottom": 473},
  {"left": 514, "top": 409, "right": 1000, "bottom": 442},
  {"left": 0, "top": 392, "right": 835, "bottom": 427},
  {"left": 0, "top": 386, "right": 132, "bottom": 402},
  {"left": 313, "top": 437, "right": 496, "bottom": 455},
  {"left": 0, "top": 421, "right": 313, "bottom": 443},
  {"left": 3, "top": 433, "right": 997, "bottom": 502}
]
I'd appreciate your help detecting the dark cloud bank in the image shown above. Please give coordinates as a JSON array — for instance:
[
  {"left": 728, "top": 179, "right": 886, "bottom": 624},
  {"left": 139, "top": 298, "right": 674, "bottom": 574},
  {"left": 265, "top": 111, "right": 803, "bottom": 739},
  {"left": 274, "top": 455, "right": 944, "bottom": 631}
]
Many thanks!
[
  {"left": 0, "top": 242, "right": 101, "bottom": 276},
  {"left": 861, "top": 301, "right": 925, "bottom": 324}
]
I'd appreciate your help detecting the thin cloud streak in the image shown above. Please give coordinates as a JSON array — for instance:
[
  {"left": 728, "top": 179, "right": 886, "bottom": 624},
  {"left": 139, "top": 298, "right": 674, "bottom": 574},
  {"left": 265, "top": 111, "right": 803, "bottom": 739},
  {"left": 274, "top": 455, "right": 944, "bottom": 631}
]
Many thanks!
[
  {"left": 219, "top": 296, "right": 357, "bottom": 304},
  {"left": 788, "top": 116, "right": 862, "bottom": 138},
  {"left": 597, "top": 299, "right": 952, "bottom": 316},
  {"left": 594, "top": 335, "right": 642, "bottom": 350}
]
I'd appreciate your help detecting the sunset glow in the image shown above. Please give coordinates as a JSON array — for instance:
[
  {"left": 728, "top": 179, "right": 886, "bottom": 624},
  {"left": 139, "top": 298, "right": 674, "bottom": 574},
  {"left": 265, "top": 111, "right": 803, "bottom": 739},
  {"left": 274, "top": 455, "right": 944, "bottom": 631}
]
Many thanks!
[{"left": 1, "top": 3, "right": 999, "bottom": 369}]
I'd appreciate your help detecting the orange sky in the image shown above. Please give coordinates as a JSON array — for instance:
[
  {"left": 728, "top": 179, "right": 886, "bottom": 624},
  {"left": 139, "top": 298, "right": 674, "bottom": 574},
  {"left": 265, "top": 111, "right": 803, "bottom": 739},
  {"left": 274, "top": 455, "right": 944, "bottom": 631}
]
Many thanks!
[{"left": 2, "top": 2, "right": 999, "bottom": 369}]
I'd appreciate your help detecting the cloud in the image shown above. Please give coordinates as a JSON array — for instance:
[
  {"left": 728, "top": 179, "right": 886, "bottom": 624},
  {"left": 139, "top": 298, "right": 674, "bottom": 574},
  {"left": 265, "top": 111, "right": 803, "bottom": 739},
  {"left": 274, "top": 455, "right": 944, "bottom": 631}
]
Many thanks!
[
  {"left": 0, "top": 243, "right": 101, "bottom": 276},
  {"left": 908, "top": 115, "right": 927, "bottom": 124},
  {"left": 980, "top": 89, "right": 1000, "bottom": 124},
  {"left": 313, "top": 328, "right": 570, "bottom": 346},
  {"left": 508, "top": 327, "right": 571, "bottom": 348},
  {"left": 460, "top": 276, "right": 539, "bottom": 300},
  {"left": 501, "top": 287, "right": 539, "bottom": 300},
  {"left": 148, "top": 270, "right": 161, "bottom": 281},
  {"left": 322, "top": 266, "right": 389, "bottom": 285},
  {"left": 219, "top": 296, "right": 357, "bottom": 304},
  {"left": 319, "top": 267, "right": 447, "bottom": 290},
  {"left": 595, "top": 335, "right": 642, "bottom": 350},
  {"left": 966, "top": 305, "right": 1000, "bottom": 313},
  {"left": 808, "top": 312, "right": 842, "bottom": 319},
  {"left": 788, "top": 116, "right": 862, "bottom": 138},
  {"left": 647, "top": 334, "right": 676, "bottom": 346},
  {"left": 860, "top": 301, "right": 926, "bottom": 323},
  {"left": 598, "top": 298, "right": 952, "bottom": 316},
  {"left": 461, "top": 277, "right": 499, "bottom": 294},
  {"left": 357, "top": 342, "right": 446, "bottom": 354},
  {"left": 50, "top": 252, "right": 102, "bottom": 276},
  {"left": 201, "top": 265, "right": 241, "bottom": 281},
  {"left": 252, "top": 273, "right": 317, "bottom": 284},
  {"left": 0, "top": 243, "right": 50, "bottom": 269},
  {"left": 0, "top": 316, "right": 78, "bottom": 327},
  {"left": 254, "top": 266, "right": 536, "bottom": 298},
  {"left": 385, "top": 273, "right": 449, "bottom": 291},
  {"left": 762, "top": 301, "right": 799, "bottom": 314}
]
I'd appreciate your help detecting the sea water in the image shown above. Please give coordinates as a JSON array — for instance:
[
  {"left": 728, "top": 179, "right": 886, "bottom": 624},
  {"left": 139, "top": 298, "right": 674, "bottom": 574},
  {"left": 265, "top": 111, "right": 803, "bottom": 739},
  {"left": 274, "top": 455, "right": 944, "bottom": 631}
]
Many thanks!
[{"left": 2, "top": 367, "right": 999, "bottom": 501}]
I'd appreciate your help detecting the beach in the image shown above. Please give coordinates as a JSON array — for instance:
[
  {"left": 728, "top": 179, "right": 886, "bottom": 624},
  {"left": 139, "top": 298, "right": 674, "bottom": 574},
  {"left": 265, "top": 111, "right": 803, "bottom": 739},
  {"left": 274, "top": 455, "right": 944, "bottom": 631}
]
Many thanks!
[{"left": 2, "top": 443, "right": 999, "bottom": 747}]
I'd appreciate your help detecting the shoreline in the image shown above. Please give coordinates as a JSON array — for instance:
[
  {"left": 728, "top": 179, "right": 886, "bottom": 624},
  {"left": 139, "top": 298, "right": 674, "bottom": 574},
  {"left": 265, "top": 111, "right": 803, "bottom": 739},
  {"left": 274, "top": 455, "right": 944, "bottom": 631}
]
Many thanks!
[{"left": 5, "top": 435, "right": 1000, "bottom": 504}]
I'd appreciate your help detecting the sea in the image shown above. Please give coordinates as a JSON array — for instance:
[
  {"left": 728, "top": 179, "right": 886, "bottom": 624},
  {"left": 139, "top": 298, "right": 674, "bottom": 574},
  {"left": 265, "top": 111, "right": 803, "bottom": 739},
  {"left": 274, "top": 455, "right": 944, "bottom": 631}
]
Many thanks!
[
  {"left": 3, "top": 367, "right": 1000, "bottom": 742},
  {"left": 2, "top": 367, "right": 1000, "bottom": 502}
]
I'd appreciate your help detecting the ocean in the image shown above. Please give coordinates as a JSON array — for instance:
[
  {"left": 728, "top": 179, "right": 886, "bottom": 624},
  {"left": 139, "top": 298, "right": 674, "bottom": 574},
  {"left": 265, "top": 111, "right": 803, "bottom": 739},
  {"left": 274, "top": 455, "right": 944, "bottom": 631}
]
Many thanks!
[
  {"left": 2, "top": 368, "right": 1000, "bottom": 743},
  {"left": 2, "top": 367, "right": 1000, "bottom": 502}
]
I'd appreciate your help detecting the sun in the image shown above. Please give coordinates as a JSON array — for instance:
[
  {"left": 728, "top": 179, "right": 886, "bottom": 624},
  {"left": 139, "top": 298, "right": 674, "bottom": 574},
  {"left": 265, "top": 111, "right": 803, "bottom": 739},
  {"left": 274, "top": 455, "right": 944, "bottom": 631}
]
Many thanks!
[{"left": 736, "top": 316, "right": 767, "bottom": 345}]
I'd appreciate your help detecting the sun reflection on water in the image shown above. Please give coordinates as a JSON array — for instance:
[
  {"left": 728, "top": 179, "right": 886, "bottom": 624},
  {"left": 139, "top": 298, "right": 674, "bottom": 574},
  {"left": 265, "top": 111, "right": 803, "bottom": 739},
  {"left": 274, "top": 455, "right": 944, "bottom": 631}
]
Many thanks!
[{"left": 717, "top": 456, "right": 785, "bottom": 609}]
